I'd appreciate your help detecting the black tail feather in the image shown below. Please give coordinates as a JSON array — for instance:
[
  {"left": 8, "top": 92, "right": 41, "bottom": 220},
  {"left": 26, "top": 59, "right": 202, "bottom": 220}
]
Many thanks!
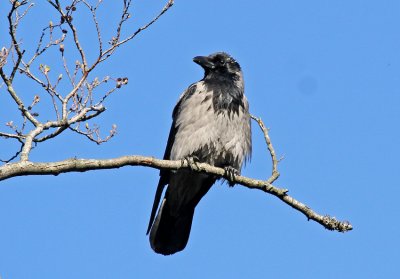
[
  {"left": 148, "top": 171, "right": 215, "bottom": 255},
  {"left": 147, "top": 179, "right": 167, "bottom": 235},
  {"left": 149, "top": 199, "right": 194, "bottom": 255}
]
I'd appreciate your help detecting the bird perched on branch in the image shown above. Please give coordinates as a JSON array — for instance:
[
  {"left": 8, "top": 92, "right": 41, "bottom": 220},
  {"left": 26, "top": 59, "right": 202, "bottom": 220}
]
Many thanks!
[{"left": 147, "top": 52, "right": 252, "bottom": 255}]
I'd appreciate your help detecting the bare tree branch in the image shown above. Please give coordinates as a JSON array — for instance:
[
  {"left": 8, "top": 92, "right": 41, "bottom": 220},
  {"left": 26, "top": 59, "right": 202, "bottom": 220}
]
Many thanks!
[
  {"left": 0, "top": 72, "right": 40, "bottom": 127},
  {"left": 7, "top": 0, "right": 32, "bottom": 81},
  {"left": 98, "top": 0, "right": 174, "bottom": 65},
  {"left": 251, "top": 115, "right": 280, "bottom": 184},
  {"left": 0, "top": 115, "right": 353, "bottom": 233},
  {"left": 0, "top": 141, "right": 23, "bottom": 163},
  {"left": 1, "top": 0, "right": 174, "bottom": 163},
  {"left": 47, "top": 0, "right": 88, "bottom": 68},
  {"left": 0, "top": 47, "right": 8, "bottom": 68},
  {"left": 0, "top": 155, "right": 352, "bottom": 233}
]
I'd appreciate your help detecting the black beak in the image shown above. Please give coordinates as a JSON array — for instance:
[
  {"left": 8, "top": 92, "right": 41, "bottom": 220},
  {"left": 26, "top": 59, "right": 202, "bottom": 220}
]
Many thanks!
[{"left": 193, "top": 55, "right": 215, "bottom": 69}]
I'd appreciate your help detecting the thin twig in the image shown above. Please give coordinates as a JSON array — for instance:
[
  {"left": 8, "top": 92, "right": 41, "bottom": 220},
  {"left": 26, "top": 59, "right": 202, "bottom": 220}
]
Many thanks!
[
  {"left": 251, "top": 115, "right": 280, "bottom": 183},
  {"left": 82, "top": 0, "right": 103, "bottom": 57},
  {"left": 7, "top": 1, "right": 32, "bottom": 81},
  {"left": 48, "top": 0, "right": 88, "bottom": 68},
  {"left": 0, "top": 132, "right": 25, "bottom": 140},
  {"left": 97, "top": 0, "right": 174, "bottom": 65},
  {"left": 0, "top": 141, "right": 24, "bottom": 163},
  {"left": 0, "top": 69, "right": 40, "bottom": 127}
]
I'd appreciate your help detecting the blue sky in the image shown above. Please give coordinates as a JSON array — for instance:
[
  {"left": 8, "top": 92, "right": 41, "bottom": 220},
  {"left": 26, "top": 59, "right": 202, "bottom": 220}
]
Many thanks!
[{"left": 1, "top": 0, "right": 399, "bottom": 278}]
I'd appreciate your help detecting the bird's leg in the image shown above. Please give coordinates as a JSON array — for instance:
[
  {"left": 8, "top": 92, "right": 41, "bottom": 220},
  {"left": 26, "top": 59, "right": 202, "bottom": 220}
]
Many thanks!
[
  {"left": 181, "top": 155, "right": 201, "bottom": 171},
  {"left": 224, "top": 166, "right": 240, "bottom": 187}
]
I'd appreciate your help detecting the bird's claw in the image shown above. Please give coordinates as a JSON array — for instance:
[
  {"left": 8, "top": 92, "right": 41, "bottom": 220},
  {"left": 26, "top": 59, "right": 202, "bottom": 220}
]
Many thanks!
[
  {"left": 224, "top": 166, "right": 240, "bottom": 187},
  {"left": 181, "top": 155, "right": 201, "bottom": 171}
]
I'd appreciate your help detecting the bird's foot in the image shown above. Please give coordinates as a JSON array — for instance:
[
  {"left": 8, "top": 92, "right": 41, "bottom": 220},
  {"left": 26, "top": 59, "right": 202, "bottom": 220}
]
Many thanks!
[
  {"left": 181, "top": 155, "right": 201, "bottom": 171},
  {"left": 224, "top": 166, "right": 240, "bottom": 187}
]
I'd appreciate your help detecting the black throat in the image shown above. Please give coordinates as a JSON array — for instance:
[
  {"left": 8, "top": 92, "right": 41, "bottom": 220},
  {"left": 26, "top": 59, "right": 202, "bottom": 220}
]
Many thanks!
[{"left": 203, "top": 72, "right": 244, "bottom": 117}]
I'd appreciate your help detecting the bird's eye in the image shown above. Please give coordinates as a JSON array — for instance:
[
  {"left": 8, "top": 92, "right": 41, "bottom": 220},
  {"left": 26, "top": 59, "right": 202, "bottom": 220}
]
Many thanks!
[{"left": 218, "top": 59, "right": 225, "bottom": 65}]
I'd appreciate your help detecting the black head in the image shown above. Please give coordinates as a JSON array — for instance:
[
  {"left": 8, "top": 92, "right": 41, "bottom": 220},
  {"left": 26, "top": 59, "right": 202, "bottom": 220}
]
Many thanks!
[
  {"left": 193, "top": 52, "right": 241, "bottom": 81},
  {"left": 193, "top": 52, "right": 245, "bottom": 116}
]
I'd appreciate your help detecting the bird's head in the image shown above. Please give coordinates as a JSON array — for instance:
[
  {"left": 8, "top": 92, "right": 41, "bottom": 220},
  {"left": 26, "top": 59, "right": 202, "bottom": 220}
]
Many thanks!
[{"left": 193, "top": 52, "right": 242, "bottom": 81}]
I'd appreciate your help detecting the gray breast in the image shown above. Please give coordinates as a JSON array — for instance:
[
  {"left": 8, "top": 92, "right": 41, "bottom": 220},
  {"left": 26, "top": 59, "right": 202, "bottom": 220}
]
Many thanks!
[{"left": 170, "top": 81, "right": 251, "bottom": 171}]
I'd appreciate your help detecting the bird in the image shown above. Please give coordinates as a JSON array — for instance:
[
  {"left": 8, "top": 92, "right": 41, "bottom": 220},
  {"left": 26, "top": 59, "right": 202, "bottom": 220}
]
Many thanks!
[{"left": 147, "top": 52, "right": 252, "bottom": 255}]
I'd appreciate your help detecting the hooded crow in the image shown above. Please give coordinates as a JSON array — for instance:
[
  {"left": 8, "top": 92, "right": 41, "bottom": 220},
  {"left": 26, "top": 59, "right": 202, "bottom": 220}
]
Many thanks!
[{"left": 147, "top": 52, "right": 252, "bottom": 255}]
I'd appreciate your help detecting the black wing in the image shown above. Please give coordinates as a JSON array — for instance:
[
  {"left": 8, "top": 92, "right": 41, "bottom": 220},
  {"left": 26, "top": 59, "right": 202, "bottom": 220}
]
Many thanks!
[
  {"left": 146, "top": 83, "right": 198, "bottom": 234},
  {"left": 146, "top": 121, "right": 177, "bottom": 234}
]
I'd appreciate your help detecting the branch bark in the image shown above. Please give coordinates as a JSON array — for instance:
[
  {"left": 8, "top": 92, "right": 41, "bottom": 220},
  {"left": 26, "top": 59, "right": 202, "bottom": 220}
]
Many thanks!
[{"left": 0, "top": 155, "right": 352, "bottom": 233}]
